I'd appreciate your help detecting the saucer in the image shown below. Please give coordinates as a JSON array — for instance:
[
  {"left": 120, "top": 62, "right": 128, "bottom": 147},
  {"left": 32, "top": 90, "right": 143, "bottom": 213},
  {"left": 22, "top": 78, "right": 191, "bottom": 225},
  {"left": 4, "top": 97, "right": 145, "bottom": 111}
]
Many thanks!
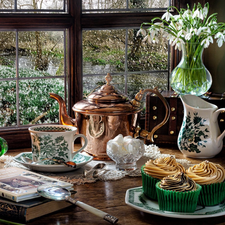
[
  {"left": 13, "top": 152, "right": 93, "bottom": 173},
  {"left": 125, "top": 186, "right": 225, "bottom": 219}
]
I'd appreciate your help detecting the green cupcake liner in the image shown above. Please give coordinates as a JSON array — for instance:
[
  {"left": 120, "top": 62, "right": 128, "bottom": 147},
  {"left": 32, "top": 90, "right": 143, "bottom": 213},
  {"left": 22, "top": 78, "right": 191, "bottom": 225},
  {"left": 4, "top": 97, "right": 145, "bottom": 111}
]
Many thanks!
[
  {"left": 198, "top": 182, "right": 225, "bottom": 206},
  {"left": 141, "top": 165, "right": 160, "bottom": 200},
  {"left": 156, "top": 182, "right": 202, "bottom": 213}
]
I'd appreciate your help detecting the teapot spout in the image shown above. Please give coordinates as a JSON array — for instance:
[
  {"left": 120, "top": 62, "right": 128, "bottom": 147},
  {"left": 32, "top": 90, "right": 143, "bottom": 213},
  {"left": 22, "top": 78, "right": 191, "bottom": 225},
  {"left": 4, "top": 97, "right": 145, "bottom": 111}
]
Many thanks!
[{"left": 49, "top": 93, "right": 75, "bottom": 126}]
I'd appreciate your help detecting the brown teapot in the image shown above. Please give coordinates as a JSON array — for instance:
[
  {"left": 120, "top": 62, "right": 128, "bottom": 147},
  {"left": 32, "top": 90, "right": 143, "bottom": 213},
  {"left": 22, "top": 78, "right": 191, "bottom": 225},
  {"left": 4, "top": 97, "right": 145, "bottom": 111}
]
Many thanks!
[{"left": 50, "top": 73, "right": 170, "bottom": 160}]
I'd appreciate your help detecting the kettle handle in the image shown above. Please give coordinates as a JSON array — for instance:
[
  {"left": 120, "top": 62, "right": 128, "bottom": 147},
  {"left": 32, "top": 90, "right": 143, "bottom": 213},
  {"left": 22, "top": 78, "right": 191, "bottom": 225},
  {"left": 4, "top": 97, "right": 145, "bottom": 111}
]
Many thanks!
[{"left": 133, "top": 88, "right": 170, "bottom": 142}]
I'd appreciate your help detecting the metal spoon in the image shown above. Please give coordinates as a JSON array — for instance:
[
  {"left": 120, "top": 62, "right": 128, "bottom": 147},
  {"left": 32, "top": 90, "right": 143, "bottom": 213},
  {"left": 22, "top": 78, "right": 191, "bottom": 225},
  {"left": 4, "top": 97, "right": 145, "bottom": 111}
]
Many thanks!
[
  {"left": 21, "top": 156, "right": 76, "bottom": 168},
  {"left": 83, "top": 163, "right": 106, "bottom": 178},
  {"left": 37, "top": 184, "right": 118, "bottom": 224}
]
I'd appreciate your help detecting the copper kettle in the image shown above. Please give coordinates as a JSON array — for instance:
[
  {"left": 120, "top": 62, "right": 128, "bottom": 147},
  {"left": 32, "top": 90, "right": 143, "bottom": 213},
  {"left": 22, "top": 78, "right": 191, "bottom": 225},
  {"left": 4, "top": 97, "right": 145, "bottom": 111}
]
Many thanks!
[{"left": 50, "top": 73, "right": 170, "bottom": 160}]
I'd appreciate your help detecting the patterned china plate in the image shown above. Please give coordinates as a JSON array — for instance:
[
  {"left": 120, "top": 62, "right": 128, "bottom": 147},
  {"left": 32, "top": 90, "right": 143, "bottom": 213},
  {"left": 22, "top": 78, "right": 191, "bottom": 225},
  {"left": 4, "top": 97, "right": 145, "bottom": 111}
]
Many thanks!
[
  {"left": 125, "top": 186, "right": 225, "bottom": 219},
  {"left": 13, "top": 152, "right": 93, "bottom": 173}
]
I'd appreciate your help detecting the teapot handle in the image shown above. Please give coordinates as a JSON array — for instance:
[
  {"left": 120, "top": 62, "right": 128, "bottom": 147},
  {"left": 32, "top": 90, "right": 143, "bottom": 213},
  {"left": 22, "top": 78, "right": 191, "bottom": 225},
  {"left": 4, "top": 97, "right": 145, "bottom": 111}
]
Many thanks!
[{"left": 133, "top": 88, "right": 170, "bottom": 142}]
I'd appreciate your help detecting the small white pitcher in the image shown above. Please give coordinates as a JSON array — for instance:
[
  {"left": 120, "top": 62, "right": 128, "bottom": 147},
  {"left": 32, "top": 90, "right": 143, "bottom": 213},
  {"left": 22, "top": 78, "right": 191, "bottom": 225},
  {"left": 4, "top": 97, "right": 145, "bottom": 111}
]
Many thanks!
[{"left": 178, "top": 95, "right": 225, "bottom": 158}]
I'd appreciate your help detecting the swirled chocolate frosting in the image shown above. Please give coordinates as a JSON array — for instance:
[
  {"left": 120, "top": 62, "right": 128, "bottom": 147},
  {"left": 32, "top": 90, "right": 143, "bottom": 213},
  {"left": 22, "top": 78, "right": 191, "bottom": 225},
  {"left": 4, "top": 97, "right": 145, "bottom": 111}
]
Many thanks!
[
  {"left": 160, "top": 172, "right": 197, "bottom": 192},
  {"left": 186, "top": 160, "right": 225, "bottom": 185},
  {"left": 144, "top": 156, "right": 185, "bottom": 179}
]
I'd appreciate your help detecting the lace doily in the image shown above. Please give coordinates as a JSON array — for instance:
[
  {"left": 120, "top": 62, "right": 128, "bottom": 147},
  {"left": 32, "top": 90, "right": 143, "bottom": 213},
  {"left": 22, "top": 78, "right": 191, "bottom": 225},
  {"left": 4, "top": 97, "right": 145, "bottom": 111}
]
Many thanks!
[{"left": 0, "top": 145, "right": 193, "bottom": 185}]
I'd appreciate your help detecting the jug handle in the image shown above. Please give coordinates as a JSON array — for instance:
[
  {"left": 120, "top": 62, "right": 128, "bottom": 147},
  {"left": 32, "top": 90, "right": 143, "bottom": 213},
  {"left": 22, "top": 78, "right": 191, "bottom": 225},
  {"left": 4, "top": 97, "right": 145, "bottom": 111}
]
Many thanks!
[
  {"left": 133, "top": 88, "right": 170, "bottom": 142},
  {"left": 213, "top": 108, "right": 225, "bottom": 141}
]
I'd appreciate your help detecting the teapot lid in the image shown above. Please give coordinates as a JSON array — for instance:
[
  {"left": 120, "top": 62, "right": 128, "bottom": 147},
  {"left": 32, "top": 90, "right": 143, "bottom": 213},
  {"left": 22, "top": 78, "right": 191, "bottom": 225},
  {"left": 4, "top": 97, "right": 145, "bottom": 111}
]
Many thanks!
[
  {"left": 87, "top": 73, "right": 128, "bottom": 103},
  {"left": 72, "top": 73, "right": 142, "bottom": 115}
]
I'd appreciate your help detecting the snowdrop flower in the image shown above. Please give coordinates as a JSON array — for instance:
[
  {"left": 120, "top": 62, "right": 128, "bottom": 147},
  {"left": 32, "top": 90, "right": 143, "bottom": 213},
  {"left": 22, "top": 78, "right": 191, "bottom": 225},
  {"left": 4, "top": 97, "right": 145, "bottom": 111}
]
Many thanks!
[
  {"left": 136, "top": 28, "right": 146, "bottom": 37},
  {"left": 152, "top": 36, "right": 159, "bottom": 44},
  {"left": 173, "top": 15, "right": 180, "bottom": 21},
  {"left": 143, "top": 34, "right": 152, "bottom": 44},
  {"left": 185, "top": 31, "right": 192, "bottom": 41},
  {"left": 202, "top": 6, "right": 208, "bottom": 19},
  {"left": 183, "top": 9, "right": 192, "bottom": 19},
  {"left": 201, "top": 36, "right": 213, "bottom": 48},
  {"left": 215, "top": 32, "right": 224, "bottom": 47},
  {"left": 196, "top": 27, "right": 209, "bottom": 36},
  {"left": 209, "top": 21, "right": 218, "bottom": 30},
  {"left": 154, "top": 22, "right": 164, "bottom": 32},
  {"left": 162, "top": 11, "right": 173, "bottom": 21},
  {"left": 149, "top": 27, "right": 158, "bottom": 38},
  {"left": 175, "top": 42, "right": 182, "bottom": 51},
  {"left": 193, "top": 8, "right": 203, "bottom": 20}
]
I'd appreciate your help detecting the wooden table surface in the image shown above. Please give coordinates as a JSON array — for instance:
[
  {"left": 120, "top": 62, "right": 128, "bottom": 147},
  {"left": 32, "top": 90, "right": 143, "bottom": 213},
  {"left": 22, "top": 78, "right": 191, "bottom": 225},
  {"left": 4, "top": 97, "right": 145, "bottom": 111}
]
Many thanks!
[{"left": 5, "top": 147, "right": 225, "bottom": 225}]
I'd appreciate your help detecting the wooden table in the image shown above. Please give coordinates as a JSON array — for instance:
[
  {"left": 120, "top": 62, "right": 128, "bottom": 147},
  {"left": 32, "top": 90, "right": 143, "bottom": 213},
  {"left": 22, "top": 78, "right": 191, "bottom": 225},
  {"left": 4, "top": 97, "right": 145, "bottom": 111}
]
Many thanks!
[{"left": 5, "top": 147, "right": 225, "bottom": 225}]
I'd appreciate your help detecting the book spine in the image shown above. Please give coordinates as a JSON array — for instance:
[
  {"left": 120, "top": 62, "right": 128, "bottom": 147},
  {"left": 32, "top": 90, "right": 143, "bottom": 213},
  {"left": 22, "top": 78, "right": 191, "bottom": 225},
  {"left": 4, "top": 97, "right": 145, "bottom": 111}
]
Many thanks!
[
  {"left": 0, "top": 202, "right": 26, "bottom": 223},
  {"left": 0, "top": 190, "right": 18, "bottom": 202}
]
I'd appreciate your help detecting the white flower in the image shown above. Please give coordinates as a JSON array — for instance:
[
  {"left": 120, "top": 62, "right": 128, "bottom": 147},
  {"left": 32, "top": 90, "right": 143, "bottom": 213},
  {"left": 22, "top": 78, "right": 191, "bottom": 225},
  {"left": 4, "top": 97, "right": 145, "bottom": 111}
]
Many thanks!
[
  {"left": 136, "top": 28, "right": 146, "bottom": 37},
  {"left": 177, "top": 30, "right": 183, "bottom": 38},
  {"left": 143, "top": 34, "right": 152, "bottom": 44},
  {"left": 175, "top": 22, "right": 183, "bottom": 30},
  {"left": 185, "top": 32, "right": 192, "bottom": 41},
  {"left": 193, "top": 8, "right": 204, "bottom": 20},
  {"left": 215, "top": 32, "right": 224, "bottom": 47},
  {"left": 196, "top": 27, "right": 209, "bottom": 36},
  {"left": 201, "top": 36, "right": 213, "bottom": 48},
  {"left": 215, "top": 32, "right": 223, "bottom": 39},
  {"left": 209, "top": 21, "right": 218, "bottom": 31},
  {"left": 183, "top": 9, "right": 192, "bottom": 19},
  {"left": 217, "top": 38, "right": 224, "bottom": 47},
  {"left": 193, "top": 8, "right": 200, "bottom": 18},
  {"left": 175, "top": 42, "right": 182, "bottom": 51},
  {"left": 173, "top": 15, "right": 180, "bottom": 21},
  {"left": 162, "top": 11, "right": 173, "bottom": 21},
  {"left": 154, "top": 22, "right": 164, "bottom": 32},
  {"left": 202, "top": 6, "right": 208, "bottom": 18}
]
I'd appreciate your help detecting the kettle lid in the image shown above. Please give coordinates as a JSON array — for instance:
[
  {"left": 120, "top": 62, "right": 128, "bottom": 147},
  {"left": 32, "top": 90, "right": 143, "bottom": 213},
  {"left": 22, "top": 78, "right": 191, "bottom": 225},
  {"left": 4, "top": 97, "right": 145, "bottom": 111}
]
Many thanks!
[
  {"left": 87, "top": 73, "right": 128, "bottom": 103},
  {"left": 72, "top": 73, "right": 142, "bottom": 115}
]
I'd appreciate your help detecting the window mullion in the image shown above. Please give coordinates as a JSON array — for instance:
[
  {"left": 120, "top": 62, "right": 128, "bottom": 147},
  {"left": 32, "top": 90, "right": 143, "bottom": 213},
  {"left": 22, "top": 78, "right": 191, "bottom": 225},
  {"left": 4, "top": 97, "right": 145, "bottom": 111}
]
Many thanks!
[{"left": 16, "top": 30, "right": 20, "bottom": 127}]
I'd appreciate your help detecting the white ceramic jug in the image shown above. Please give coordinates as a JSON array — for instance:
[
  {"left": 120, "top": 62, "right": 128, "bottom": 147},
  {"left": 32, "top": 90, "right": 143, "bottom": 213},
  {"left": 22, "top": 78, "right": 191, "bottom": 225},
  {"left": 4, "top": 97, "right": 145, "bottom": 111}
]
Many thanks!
[{"left": 178, "top": 95, "right": 225, "bottom": 158}]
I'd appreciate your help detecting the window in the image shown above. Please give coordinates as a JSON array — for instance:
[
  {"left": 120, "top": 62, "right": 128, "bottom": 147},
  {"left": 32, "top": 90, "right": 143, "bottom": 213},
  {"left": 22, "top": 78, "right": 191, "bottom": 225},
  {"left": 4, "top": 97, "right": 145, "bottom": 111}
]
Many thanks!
[
  {"left": 82, "top": 1, "right": 171, "bottom": 100},
  {"left": 0, "top": 30, "right": 66, "bottom": 128},
  {"left": 0, "top": 0, "right": 195, "bottom": 150}
]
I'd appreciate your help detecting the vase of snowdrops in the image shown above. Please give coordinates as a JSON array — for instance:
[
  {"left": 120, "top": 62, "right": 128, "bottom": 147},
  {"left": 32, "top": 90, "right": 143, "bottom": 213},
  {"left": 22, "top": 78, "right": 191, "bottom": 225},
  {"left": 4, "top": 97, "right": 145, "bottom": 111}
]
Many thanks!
[{"left": 138, "top": 2, "right": 225, "bottom": 96}]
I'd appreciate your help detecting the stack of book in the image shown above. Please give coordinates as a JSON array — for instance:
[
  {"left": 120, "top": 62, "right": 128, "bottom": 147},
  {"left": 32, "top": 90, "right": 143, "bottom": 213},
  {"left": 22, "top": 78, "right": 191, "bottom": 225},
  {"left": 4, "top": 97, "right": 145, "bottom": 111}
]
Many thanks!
[{"left": 0, "top": 167, "right": 74, "bottom": 223}]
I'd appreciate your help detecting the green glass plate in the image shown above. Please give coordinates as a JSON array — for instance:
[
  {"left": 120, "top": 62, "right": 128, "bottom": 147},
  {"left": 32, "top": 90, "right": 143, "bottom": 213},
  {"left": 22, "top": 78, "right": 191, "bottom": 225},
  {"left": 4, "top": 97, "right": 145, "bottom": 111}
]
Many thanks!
[
  {"left": 125, "top": 186, "right": 225, "bottom": 219},
  {"left": 13, "top": 152, "right": 93, "bottom": 173}
]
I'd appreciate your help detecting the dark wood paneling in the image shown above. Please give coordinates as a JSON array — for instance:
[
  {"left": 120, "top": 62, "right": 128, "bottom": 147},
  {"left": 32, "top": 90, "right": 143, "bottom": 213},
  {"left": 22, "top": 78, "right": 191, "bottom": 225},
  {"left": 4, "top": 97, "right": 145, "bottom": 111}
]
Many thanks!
[
  {"left": 0, "top": 128, "right": 31, "bottom": 150},
  {"left": 0, "top": 14, "right": 73, "bottom": 29}
]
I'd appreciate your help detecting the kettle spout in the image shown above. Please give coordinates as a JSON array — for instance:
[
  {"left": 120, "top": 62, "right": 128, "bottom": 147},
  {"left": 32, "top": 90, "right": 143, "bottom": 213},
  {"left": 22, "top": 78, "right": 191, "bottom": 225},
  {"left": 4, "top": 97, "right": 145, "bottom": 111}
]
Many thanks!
[{"left": 49, "top": 93, "right": 75, "bottom": 126}]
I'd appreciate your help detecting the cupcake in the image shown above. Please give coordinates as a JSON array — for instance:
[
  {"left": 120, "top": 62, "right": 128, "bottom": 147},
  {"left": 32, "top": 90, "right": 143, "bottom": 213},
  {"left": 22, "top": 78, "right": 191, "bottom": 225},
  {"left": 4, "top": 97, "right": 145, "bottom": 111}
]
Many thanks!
[
  {"left": 156, "top": 172, "right": 201, "bottom": 212},
  {"left": 186, "top": 160, "right": 225, "bottom": 206},
  {"left": 141, "top": 156, "right": 185, "bottom": 200}
]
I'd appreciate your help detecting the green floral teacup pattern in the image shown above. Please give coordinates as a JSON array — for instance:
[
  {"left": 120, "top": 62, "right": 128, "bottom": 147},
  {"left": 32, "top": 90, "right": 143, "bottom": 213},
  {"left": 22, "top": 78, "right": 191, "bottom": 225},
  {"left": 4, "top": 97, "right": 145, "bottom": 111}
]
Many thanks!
[{"left": 29, "top": 125, "right": 88, "bottom": 163}]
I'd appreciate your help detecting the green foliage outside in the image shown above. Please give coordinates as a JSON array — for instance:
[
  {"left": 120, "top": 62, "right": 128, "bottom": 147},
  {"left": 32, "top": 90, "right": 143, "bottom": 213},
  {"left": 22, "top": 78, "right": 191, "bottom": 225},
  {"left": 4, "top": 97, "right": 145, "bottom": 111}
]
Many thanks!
[{"left": 0, "top": 66, "right": 64, "bottom": 127}]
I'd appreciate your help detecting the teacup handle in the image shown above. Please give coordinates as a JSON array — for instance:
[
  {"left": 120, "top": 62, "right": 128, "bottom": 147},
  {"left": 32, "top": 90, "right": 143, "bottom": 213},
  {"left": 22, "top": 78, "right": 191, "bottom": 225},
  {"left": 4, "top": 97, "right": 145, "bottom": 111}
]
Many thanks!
[
  {"left": 72, "top": 134, "right": 88, "bottom": 156},
  {"left": 0, "top": 137, "right": 8, "bottom": 157}
]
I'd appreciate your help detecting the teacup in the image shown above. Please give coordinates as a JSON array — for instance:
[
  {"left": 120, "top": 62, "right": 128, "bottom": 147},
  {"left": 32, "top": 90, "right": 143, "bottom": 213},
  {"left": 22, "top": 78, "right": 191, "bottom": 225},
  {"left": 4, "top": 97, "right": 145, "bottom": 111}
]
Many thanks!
[{"left": 28, "top": 125, "right": 88, "bottom": 163}]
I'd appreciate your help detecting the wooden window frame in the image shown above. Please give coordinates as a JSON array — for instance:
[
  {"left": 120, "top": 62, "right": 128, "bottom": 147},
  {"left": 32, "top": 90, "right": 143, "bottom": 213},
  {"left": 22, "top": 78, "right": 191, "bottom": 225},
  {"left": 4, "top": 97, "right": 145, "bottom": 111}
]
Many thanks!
[{"left": 0, "top": 0, "right": 202, "bottom": 150}]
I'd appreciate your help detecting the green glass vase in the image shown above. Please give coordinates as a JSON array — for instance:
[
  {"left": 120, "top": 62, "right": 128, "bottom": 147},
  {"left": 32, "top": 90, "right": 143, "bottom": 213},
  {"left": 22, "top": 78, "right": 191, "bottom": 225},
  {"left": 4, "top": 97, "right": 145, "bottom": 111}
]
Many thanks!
[
  {"left": 0, "top": 137, "right": 8, "bottom": 157},
  {"left": 170, "top": 42, "right": 212, "bottom": 96}
]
